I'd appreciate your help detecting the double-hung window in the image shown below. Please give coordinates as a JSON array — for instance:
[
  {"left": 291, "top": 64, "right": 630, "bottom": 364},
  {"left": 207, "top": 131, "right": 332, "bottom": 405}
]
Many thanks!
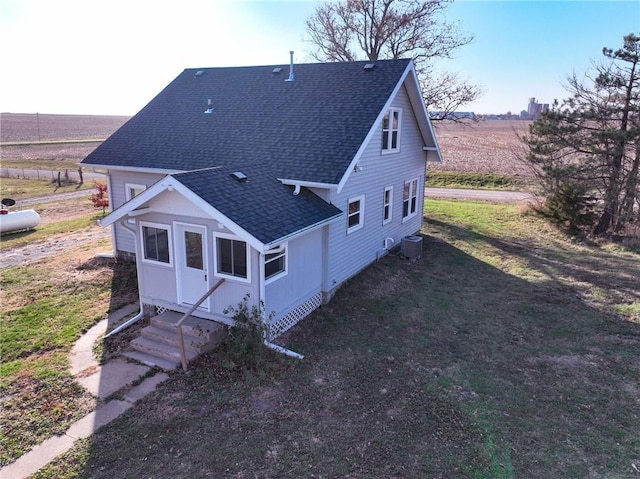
[
  {"left": 125, "top": 183, "right": 146, "bottom": 223},
  {"left": 403, "top": 179, "right": 419, "bottom": 221},
  {"left": 347, "top": 195, "right": 365, "bottom": 234},
  {"left": 383, "top": 186, "right": 393, "bottom": 225},
  {"left": 141, "top": 222, "right": 172, "bottom": 265},
  {"left": 382, "top": 108, "right": 401, "bottom": 152},
  {"left": 125, "top": 183, "right": 146, "bottom": 202},
  {"left": 264, "top": 244, "right": 287, "bottom": 283},
  {"left": 216, "top": 237, "right": 249, "bottom": 281}
]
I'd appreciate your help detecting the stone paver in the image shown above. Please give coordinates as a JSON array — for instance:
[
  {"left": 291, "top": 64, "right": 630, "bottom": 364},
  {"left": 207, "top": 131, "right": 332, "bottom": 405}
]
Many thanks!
[{"left": 76, "top": 359, "right": 151, "bottom": 400}]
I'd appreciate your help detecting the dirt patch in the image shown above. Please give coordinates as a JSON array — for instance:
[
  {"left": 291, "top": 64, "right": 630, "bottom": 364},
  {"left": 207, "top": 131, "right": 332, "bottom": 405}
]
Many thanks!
[
  {"left": 35, "top": 197, "right": 97, "bottom": 225},
  {"left": 0, "top": 225, "right": 111, "bottom": 269}
]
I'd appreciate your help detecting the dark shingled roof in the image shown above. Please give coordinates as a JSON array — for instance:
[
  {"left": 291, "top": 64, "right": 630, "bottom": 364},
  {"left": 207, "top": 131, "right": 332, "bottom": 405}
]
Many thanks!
[
  {"left": 172, "top": 166, "right": 342, "bottom": 245},
  {"left": 82, "top": 59, "right": 411, "bottom": 185}
]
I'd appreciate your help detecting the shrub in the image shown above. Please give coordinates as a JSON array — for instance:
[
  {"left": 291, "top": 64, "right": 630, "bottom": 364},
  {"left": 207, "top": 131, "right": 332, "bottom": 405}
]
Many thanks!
[
  {"left": 89, "top": 181, "right": 109, "bottom": 216},
  {"left": 222, "top": 294, "right": 272, "bottom": 370},
  {"left": 540, "top": 182, "right": 597, "bottom": 233}
]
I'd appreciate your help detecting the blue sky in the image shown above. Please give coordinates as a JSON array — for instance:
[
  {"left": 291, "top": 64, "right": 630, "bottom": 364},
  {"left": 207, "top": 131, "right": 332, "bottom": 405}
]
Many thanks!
[{"left": 0, "top": 0, "right": 637, "bottom": 116}]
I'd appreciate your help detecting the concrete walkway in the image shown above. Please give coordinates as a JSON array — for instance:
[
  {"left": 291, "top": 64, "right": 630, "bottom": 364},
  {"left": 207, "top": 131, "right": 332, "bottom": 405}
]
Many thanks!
[{"left": 1, "top": 305, "right": 169, "bottom": 479}]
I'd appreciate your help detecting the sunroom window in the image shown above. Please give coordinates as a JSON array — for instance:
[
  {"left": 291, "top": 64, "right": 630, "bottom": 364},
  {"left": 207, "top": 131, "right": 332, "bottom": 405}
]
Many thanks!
[
  {"left": 216, "top": 237, "right": 248, "bottom": 279},
  {"left": 141, "top": 223, "right": 171, "bottom": 265},
  {"left": 264, "top": 245, "right": 287, "bottom": 282}
]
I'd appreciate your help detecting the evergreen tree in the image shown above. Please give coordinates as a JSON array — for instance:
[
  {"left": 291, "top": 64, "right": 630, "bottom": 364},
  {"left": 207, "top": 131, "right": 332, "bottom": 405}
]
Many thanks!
[{"left": 522, "top": 33, "right": 640, "bottom": 238}]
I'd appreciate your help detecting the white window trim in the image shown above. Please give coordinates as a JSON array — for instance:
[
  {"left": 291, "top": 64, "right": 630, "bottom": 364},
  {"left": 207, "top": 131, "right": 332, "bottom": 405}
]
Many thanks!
[
  {"left": 383, "top": 186, "right": 393, "bottom": 225},
  {"left": 402, "top": 178, "right": 419, "bottom": 222},
  {"left": 125, "top": 183, "right": 147, "bottom": 201},
  {"left": 214, "top": 232, "right": 251, "bottom": 284},
  {"left": 139, "top": 221, "right": 174, "bottom": 267},
  {"left": 347, "top": 195, "right": 365, "bottom": 234},
  {"left": 264, "top": 243, "right": 288, "bottom": 285},
  {"left": 381, "top": 108, "right": 402, "bottom": 154},
  {"left": 125, "top": 183, "right": 146, "bottom": 223}
]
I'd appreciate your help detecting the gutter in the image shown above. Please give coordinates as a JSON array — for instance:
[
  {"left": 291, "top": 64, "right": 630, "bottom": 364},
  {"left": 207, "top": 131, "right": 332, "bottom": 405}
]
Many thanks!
[{"left": 262, "top": 211, "right": 343, "bottom": 251}]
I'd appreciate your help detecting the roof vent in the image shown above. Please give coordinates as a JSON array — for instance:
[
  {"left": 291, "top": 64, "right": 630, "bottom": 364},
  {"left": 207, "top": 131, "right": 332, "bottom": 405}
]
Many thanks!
[
  {"left": 272, "top": 67, "right": 283, "bottom": 74},
  {"left": 204, "top": 99, "right": 213, "bottom": 114},
  {"left": 285, "top": 51, "right": 295, "bottom": 82},
  {"left": 231, "top": 171, "right": 248, "bottom": 182},
  {"left": 364, "top": 63, "right": 376, "bottom": 71},
  {"left": 195, "top": 70, "right": 204, "bottom": 77}
]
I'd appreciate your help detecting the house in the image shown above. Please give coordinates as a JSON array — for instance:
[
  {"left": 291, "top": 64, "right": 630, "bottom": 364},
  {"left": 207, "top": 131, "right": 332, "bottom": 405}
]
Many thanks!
[{"left": 81, "top": 57, "right": 442, "bottom": 346}]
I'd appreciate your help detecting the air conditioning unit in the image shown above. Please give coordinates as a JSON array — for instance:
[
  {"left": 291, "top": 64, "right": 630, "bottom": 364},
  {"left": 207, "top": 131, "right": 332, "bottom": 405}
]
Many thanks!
[{"left": 401, "top": 235, "right": 423, "bottom": 260}]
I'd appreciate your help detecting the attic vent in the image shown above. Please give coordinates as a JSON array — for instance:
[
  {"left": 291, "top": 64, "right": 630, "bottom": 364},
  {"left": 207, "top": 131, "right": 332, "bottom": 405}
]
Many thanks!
[
  {"left": 195, "top": 70, "right": 204, "bottom": 77},
  {"left": 231, "top": 171, "right": 248, "bottom": 182},
  {"left": 364, "top": 63, "right": 376, "bottom": 71},
  {"left": 204, "top": 99, "right": 213, "bottom": 114},
  {"left": 272, "top": 67, "right": 283, "bottom": 74}
]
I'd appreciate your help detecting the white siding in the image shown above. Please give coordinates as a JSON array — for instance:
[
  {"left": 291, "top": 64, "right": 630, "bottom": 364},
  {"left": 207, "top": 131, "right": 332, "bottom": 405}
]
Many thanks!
[
  {"left": 131, "top": 192, "right": 260, "bottom": 318},
  {"left": 108, "top": 170, "right": 164, "bottom": 254},
  {"left": 325, "top": 84, "right": 426, "bottom": 291},
  {"left": 264, "top": 228, "right": 323, "bottom": 318}
]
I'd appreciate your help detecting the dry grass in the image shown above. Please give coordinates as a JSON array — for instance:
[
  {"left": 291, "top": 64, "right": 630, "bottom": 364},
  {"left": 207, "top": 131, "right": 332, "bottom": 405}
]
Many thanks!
[{"left": 31, "top": 200, "right": 640, "bottom": 479}]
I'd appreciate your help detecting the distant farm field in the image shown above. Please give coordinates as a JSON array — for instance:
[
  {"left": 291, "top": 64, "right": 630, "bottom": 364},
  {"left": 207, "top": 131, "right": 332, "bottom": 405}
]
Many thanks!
[
  {"left": 432, "top": 120, "right": 533, "bottom": 177},
  {"left": 1, "top": 113, "right": 532, "bottom": 177},
  {"left": 0, "top": 113, "right": 130, "bottom": 164},
  {"left": 0, "top": 113, "right": 130, "bottom": 143}
]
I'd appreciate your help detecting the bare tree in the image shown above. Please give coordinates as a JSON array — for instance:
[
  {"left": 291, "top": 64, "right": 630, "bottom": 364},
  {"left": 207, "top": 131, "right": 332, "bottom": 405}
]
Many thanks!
[{"left": 305, "top": 0, "right": 481, "bottom": 118}]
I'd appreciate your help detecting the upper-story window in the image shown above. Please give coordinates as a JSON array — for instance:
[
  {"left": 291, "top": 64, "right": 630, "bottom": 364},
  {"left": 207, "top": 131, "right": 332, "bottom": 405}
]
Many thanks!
[
  {"left": 382, "top": 108, "right": 401, "bottom": 152},
  {"left": 347, "top": 195, "right": 365, "bottom": 234}
]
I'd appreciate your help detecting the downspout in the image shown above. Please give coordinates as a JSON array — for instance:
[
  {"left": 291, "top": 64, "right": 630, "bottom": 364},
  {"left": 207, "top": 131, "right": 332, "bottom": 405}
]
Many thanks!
[
  {"left": 104, "top": 218, "right": 145, "bottom": 338},
  {"left": 263, "top": 340, "right": 304, "bottom": 359},
  {"left": 97, "top": 173, "right": 116, "bottom": 258},
  {"left": 259, "top": 249, "right": 304, "bottom": 359}
]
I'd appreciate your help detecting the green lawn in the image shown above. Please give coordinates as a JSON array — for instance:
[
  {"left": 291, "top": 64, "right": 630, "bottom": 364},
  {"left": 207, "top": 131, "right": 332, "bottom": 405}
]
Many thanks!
[
  {"left": 28, "top": 199, "right": 639, "bottom": 479},
  {"left": 425, "top": 170, "right": 533, "bottom": 191},
  {"left": 0, "top": 245, "right": 138, "bottom": 466}
]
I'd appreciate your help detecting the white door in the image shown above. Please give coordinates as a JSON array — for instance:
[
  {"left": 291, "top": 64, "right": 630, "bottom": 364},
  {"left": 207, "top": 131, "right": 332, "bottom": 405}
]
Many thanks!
[{"left": 175, "top": 223, "right": 209, "bottom": 310}]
